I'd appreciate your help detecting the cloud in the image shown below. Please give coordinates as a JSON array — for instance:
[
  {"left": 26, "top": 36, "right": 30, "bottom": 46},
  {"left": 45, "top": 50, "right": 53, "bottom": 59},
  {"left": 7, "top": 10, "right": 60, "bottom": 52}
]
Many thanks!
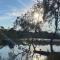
[
  {"left": 0, "top": 0, "right": 33, "bottom": 17},
  {"left": 0, "top": 15, "right": 15, "bottom": 22},
  {"left": 0, "top": 0, "right": 33, "bottom": 29},
  {"left": 32, "top": 0, "right": 43, "bottom": 2},
  {"left": 0, "top": 8, "right": 30, "bottom": 21},
  {"left": 6, "top": 9, "right": 26, "bottom": 17},
  {"left": 0, "top": 16, "right": 9, "bottom": 20},
  {"left": 7, "top": 10, "right": 21, "bottom": 17},
  {"left": 6, "top": 5, "right": 33, "bottom": 17},
  {"left": 0, "top": 15, "right": 16, "bottom": 28}
]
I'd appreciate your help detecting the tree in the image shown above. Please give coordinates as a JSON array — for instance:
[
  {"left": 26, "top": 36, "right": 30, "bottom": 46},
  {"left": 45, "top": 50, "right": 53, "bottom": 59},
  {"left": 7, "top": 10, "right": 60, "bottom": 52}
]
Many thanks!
[
  {"left": 43, "top": 0, "right": 60, "bottom": 33},
  {"left": 14, "top": 1, "right": 43, "bottom": 32},
  {"left": 43, "top": 0, "right": 60, "bottom": 52},
  {"left": 0, "top": 26, "right": 4, "bottom": 30},
  {"left": 13, "top": 0, "right": 60, "bottom": 53}
]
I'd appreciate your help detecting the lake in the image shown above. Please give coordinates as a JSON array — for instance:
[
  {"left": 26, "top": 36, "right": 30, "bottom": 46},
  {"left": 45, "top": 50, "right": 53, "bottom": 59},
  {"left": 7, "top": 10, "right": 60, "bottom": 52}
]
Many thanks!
[{"left": 0, "top": 44, "right": 60, "bottom": 60}]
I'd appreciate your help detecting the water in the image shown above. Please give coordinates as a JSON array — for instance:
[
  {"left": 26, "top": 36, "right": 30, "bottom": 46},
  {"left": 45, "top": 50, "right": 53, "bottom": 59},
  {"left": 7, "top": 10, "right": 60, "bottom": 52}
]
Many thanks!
[
  {"left": 34, "top": 45, "right": 60, "bottom": 52},
  {"left": 0, "top": 45, "right": 60, "bottom": 60}
]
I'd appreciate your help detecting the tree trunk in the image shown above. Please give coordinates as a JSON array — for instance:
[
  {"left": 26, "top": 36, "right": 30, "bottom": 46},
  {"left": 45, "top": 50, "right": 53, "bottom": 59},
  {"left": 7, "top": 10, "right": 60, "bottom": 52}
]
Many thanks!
[{"left": 50, "top": 39, "right": 53, "bottom": 52}]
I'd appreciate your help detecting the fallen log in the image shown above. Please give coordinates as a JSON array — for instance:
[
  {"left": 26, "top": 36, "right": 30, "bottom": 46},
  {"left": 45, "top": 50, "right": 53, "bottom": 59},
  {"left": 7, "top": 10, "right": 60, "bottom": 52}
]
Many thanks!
[{"left": 33, "top": 50, "right": 60, "bottom": 56}]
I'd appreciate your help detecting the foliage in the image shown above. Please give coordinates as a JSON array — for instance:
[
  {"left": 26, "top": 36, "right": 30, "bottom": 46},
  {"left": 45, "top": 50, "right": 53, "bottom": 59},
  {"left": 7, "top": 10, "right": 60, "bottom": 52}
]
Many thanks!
[
  {"left": 14, "top": 1, "right": 44, "bottom": 32},
  {"left": 43, "top": 0, "right": 60, "bottom": 33}
]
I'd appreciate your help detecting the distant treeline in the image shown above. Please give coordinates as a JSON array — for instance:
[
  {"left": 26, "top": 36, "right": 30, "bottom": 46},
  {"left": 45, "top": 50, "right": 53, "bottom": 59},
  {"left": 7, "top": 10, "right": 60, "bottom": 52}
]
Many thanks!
[{"left": 0, "top": 28, "right": 60, "bottom": 45}]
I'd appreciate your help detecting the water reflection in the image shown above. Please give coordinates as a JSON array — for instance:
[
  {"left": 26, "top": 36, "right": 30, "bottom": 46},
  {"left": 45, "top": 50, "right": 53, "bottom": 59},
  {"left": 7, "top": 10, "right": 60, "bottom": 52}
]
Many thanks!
[
  {"left": 0, "top": 45, "right": 60, "bottom": 60},
  {"left": 33, "top": 45, "right": 60, "bottom": 52},
  {"left": 33, "top": 54, "right": 47, "bottom": 60}
]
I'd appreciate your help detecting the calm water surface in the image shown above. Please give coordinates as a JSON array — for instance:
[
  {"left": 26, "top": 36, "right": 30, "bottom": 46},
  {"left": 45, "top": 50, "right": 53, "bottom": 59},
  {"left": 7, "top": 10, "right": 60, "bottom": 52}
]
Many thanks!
[{"left": 0, "top": 45, "right": 60, "bottom": 60}]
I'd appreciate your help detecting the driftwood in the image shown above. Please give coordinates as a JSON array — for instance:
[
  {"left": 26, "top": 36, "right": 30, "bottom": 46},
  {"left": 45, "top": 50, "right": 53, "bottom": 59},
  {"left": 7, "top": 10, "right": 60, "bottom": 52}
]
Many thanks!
[
  {"left": 33, "top": 50, "right": 60, "bottom": 56},
  {"left": 34, "top": 50, "right": 49, "bottom": 56}
]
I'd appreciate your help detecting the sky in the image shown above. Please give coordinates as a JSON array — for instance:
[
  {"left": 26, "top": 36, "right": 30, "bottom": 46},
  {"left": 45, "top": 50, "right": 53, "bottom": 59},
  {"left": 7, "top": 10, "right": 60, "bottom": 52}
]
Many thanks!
[
  {"left": 0, "top": 0, "right": 34, "bottom": 28},
  {"left": 0, "top": 0, "right": 57, "bottom": 33}
]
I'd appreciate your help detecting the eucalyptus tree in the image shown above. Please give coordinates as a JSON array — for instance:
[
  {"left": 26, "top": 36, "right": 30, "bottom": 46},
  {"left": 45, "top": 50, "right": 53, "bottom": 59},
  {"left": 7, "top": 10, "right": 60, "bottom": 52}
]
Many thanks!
[
  {"left": 14, "top": 0, "right": 60, "bottom": 52},
  {"left": 43, "top": 0, "right": 60, "bottom": 52},
  {"left": 14, "top": 0, "right": 44, "bottom": 32}
]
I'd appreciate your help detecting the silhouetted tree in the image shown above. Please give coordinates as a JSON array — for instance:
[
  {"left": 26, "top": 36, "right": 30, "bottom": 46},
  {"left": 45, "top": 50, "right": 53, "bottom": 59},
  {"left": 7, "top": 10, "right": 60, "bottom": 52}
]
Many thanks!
[
  {"left": 43, "top": 0, "right": 60, "bottom": 52},
  {"left": 14, "top": 1, "right": 43, "bottom": 32}
]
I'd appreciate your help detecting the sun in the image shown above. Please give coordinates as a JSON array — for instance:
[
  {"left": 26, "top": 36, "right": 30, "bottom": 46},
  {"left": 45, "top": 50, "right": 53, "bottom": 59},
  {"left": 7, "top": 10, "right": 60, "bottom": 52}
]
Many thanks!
[
  {"left": 33, "top": 12, "right": 43, "bottom": 24},
  {"left": 34, "top": 12, "right": 39, "bottom": 20}
]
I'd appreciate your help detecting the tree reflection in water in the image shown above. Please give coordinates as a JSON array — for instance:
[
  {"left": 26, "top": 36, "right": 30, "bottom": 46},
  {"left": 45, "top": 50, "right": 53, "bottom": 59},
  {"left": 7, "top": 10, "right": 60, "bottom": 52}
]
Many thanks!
[{"left": 33, "top": 53, "right": 47, "bottom": 60}]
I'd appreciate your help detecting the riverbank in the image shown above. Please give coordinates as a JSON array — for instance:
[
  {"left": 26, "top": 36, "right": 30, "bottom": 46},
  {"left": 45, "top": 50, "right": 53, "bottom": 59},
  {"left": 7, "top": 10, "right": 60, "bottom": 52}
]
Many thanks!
[{"left": 47, "top": 53, "right": 60, "bottom": 60}]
